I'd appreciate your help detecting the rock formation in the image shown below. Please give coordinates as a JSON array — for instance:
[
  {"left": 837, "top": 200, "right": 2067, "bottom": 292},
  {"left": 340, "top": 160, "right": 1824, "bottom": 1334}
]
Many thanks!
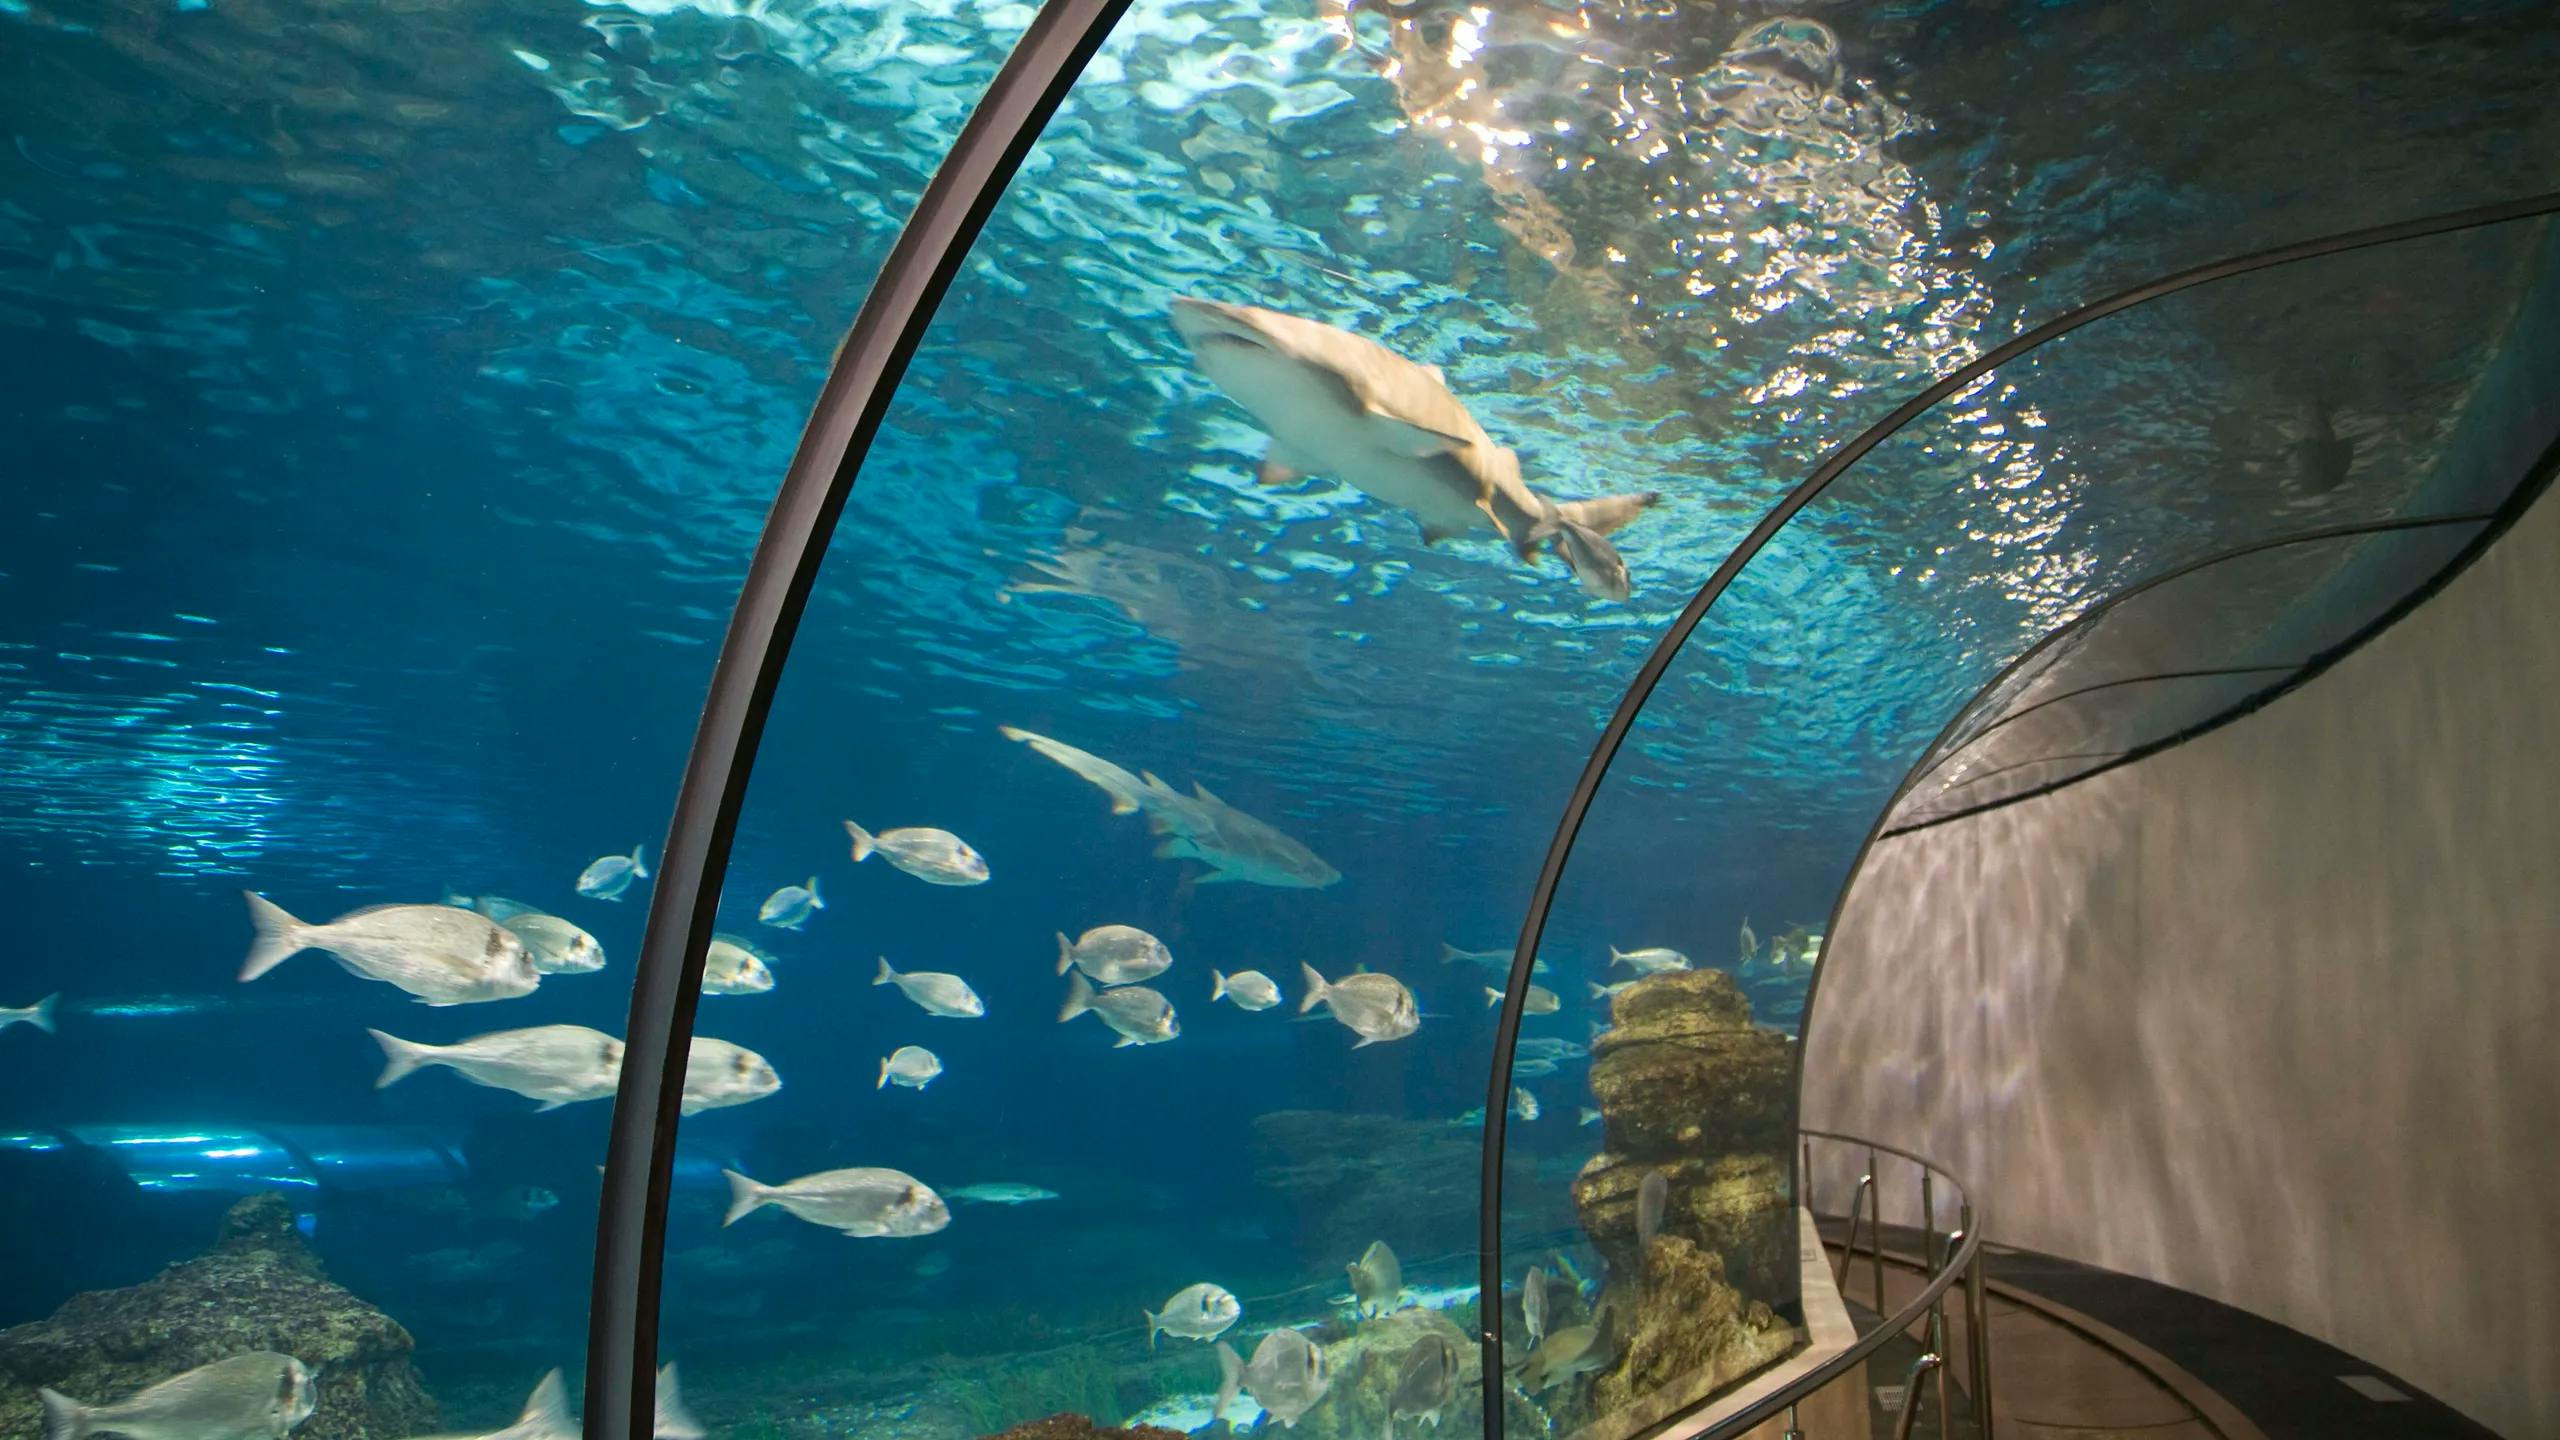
[
  {"left": 0, "top": 1194, "right": 438, "bottom": 1440},
  {"left": 1561, "top": 969, "right": 1798, "bottom": 1426}
]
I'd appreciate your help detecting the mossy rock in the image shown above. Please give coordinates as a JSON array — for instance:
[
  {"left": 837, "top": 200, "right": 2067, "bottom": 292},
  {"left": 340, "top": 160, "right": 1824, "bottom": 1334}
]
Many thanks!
[
  {"left": 0, "top": 1195, "right": 437, "bottom": 1440},
  {"left": 1571, "top": 1153, "right": 1791, "bottom": 1302},
  {"left": 1585, "top": 1236, "right": 1797, "bottom": 1422},
  {"left": 978, "top": 1416, "right": 1185, "bottom": 1440}
]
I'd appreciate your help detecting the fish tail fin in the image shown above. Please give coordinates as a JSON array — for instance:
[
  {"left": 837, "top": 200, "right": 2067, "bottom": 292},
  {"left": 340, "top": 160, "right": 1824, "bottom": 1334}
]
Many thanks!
[
  {"left": 1143, "top": 1306, "right": 1161, "bottom": 1351},
  {"left": 1439, "top": 942, "right": 1461, "bottom": 964},
  {"left": 1059, "top": 971, "right": 1095, "bottom": 1023},
  {"left": 721, "top": 1169, "right": 771, "bottom": 1227},
  {"left": 1483, "top": 986, "right": 1502, "bottom": 1008},
  {"left": 628, "top": 844, "right": 649, "bottom": 879},
  {"left": 26, "top": 993, "right": 57, "bottom": 1034},
  {"left": 39, "top": 1391, "right": 88, "bottom": 1440},
  {"left": 1211, "top": 970, "right": 1229, "bottom": 1003},
  {"left": 1588, "top": 982, "right": 1610, "bottom": 1001},
  {"left": 517, "top": 1371, "right": 571, "bottom": 1436},
  {"left": 1213, "top": 1342, "right": 1243, "bottom": 1419},
  {"left": 1298, "top": 962, "right": 1328, "bottom": 1013},
  {"left": 1056, "top": 933, "right": 1075, "bottom": 977},
  {"left": 807, "top": 877, "right": 823, "bottom": 909},
  {"left": 844, "top": 821, "right": 876, "bottom": 863},
  {"left": 877, "top": 1056, "right": 891, "bottom": 1090},
  {"left": 239, "top": 891, "right": 310, "bottom": 982},
  {"left": 1553, "top": 490, "right": 1660, "bottom": 537},
  {"left": 873, "top": 956, "right": 897, "bottom": 987},
  {"left": 368, "top": 1029, "right": 438, "bottom": 1089},
  {"left": 654, "top": 1364, "right": 703, "bottom": 1440}
]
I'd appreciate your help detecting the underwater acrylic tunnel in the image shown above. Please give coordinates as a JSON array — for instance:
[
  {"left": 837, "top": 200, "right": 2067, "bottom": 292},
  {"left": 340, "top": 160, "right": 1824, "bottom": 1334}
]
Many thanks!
[{"left": 4, "top": 2, "right": 2559, "bottom": 1440}]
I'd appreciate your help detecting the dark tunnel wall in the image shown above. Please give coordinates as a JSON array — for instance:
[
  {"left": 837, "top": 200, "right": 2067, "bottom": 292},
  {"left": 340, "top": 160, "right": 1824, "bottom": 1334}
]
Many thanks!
[{"left": 1801, "top": 307, "right": 2560, "bottom": 1436}]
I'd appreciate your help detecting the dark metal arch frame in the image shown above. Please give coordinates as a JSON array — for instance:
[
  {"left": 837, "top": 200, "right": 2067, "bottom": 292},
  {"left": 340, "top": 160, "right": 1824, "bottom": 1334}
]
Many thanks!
[
  {"left": 1477, "top": 192, "right": 2559, "bottom": 1438},
  {"left": 580, "top": 2, "right": 1134, "bottom": 1436},
  {"left": 1885, "top": 511, "right": 2497, "bottom": 812},
  {"left": 1876, "top": 440, "right": 2556, "bottom": 840}
]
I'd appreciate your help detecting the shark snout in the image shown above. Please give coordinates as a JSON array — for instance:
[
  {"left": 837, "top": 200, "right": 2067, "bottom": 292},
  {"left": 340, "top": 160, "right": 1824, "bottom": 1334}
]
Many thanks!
[{"left": 1169, "top": 295, "right": 1272, "bottom": 351}]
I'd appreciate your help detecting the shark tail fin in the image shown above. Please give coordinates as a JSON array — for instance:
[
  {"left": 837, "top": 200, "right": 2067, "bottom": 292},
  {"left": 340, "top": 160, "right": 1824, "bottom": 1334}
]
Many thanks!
[
  {"left": 516, "top": 1371, "right": 571, "bottom": 1438},
  {"left": 654, "top": 1364, "right": 703, "bottom": 1440},
  {"left": 1553, "top": 491, "right": 1660, "bottom": 536},
  {"left": 40, "top": 1390, "right": 89, "bottom": 1440}
]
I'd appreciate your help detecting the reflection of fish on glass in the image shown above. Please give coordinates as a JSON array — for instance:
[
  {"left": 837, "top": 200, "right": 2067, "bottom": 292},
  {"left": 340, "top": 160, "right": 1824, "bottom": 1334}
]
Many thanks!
[{"left": 40, "top": 1353, "right": 316, "bottom": 1440}]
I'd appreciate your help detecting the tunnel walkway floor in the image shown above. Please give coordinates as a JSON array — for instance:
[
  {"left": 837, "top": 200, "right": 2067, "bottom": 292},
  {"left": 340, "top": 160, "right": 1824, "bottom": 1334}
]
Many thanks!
[{"left": 1820, "top": 1225, "right": 2498, "bottom": 1440}]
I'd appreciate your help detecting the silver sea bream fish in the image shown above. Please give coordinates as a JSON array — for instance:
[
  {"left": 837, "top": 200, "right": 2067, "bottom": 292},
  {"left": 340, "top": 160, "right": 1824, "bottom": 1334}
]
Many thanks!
[
  {"left": 241, "top": 894, "right": 539, "bottom": 1005},
  {"left": 844, "top": 821, "right": 988, "bottom": 886},
  {"left": 40, "top": 1352, "right": 316, "bottom": 1440},
  {"left": 576, "top": 845, "right": 649, "bottom": 900},
  {"left": 874, "top": 957, "right": 985, "bottom": 1018},
  {"left": 722, "top": 1165, "right": 950, "bottom": 1237},
  {"left": 370, "top": 1023, "right": 624, "bottom": 1109}
]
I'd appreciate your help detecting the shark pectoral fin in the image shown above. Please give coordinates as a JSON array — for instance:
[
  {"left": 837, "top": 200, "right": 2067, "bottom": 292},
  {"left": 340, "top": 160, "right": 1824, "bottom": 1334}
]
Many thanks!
[
  {"left": 1553, "top": 491, "right": 1662, "bottom": 537},
  {"left": 1365, "top": 411, "right": 1471, "bottom": 458},
  {"left": 1194, "top": 869, "right": 1242, "bottom": 885},
  {"left": 1258, "top": 446, "right": 1310, "bottom": 487}
]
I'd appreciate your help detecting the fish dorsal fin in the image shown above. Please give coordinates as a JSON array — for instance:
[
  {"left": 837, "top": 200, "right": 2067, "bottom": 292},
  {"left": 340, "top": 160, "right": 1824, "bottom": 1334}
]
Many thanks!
[{"left": 1192, "top": 781, "right": 1225, "bottom": 806}]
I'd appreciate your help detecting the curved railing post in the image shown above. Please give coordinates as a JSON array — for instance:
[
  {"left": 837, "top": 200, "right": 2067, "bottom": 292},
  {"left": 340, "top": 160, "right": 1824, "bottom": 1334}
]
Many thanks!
[{"left": 577, "top": 4, "right": 1133, "bottom": 1437}]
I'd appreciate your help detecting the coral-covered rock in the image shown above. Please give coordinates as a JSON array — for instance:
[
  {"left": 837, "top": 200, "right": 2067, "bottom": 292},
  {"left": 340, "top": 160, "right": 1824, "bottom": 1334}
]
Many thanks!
[
  {"left": 1586, "top": 1237, "right": 1795, "bottom": 1420},
  {"left": 1587, "top": 972, "right": 1793, "bottom": 1162},
  {"left": 1572, "top": 1152, "right": 1791, "bottom": 1301},
  {"left": 1294, "top": 1307, "right": 1477, "bottom": 1440},
  {"left": 0, "top": 1194, "right": 438, "bottom": 1440}
]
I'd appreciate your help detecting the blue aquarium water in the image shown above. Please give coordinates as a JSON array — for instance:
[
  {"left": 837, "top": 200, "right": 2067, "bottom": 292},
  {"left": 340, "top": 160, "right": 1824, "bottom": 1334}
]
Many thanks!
[{"left": 1, "top": 0, "right": 2554, "bottom": 1438}]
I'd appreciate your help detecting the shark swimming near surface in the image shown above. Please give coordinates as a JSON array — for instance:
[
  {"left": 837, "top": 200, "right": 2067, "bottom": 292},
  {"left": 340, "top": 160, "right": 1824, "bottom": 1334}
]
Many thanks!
[
  {"left": 1169, "top": 295, "right": 1660, "bottom": 599},
  {"left": 999, "top": 725, "right": 1340, "bottom": 889}
]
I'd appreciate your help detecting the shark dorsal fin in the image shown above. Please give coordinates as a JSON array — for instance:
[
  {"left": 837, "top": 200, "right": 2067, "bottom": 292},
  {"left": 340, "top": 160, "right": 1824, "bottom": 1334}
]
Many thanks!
[{"left": 1192, "top": 781, "right": 1225, "bottom": 806}]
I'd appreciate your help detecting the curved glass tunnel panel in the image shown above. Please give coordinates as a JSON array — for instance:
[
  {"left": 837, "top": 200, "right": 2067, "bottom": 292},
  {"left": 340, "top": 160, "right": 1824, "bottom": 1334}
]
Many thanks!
[
  {"left": 1888, "top": 519, "right": 2493, "bottom": 828},
  {"left": 1491, "top": 212, "right": 2560, "bottom": 1436},
  {"left": 0, "top": 0, "right": 980, "bottom": 1432}
]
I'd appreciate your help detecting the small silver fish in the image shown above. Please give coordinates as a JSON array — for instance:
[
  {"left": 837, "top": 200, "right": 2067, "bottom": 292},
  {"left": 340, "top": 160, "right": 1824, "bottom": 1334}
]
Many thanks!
[
  {"left": 1348, "top": 1239, "right": 1404, "bottom": 1317},
  {"left": 577, "top": 845, "right": 649, "bottom": 900},
  {"left": 1387, "top": 1332, "right": 1458, "bottom": 1437},
  {"left": 1143, "top": 1282, "right": 1241, "bottom": 1348},
  {"left": 1210, "top": 968, "right": 1281, "bottom": 1010},
  {"left": 1438, "top": 942, "right": 1550, "bottom": 975},
  {"left": 1055, "top": 925, "right": 1172, "bottom": 985},
  {"left": 844, "top": 821, "right": 988, "bottom": 886},
  {"left": 1510, "top": 1057, "right": 1558, "bottom": 1078},
  {"left": 1737, "top": 915, "right": 1758, "bottom": 965},
  {"left": 1511, "top": 1086, "right": 1540, "bottom": 1121},
  {"left": 1057, "top": 972, "right": 1177, "bottom": 1046},
  {"left": 1299, "top": 964, "right": 1419, "bottom": 1047},
  {"left": 1608, "top": 945, "right": 1691, "bottom": 975},
  {"left": 1522, "top": 1264, "right": 1549, "bottom": 1345},
  {"left": 701, "top": 936, "right": 775, "bottom": 995},
  {"left": 1215, "top": 1329, "right": 1330, "bottom": 1429},
  {"left": 1, "top": 993, "right": 57, "bottom": 1036},
  {"left": 757, "top": 877, "right": 824, "bottom": 930},
  {"left": 503, "top": 914, "right": 605, "bottom": 975},
  {"left": 722, "top": 1166, "right": 949, "bottom": 1237},
  {"left": 680, "top": 1036, "right": 781, "bottom": 1115},
  {"left": 371, "top": 1024, "right": 624, "bottom": 1110},
  {"left": 1637, "top": 1169, "right": 1667, "bottom": 1250},
  {"left": 242, "top": 894, "right": 540, "bottom": 1005},
  {"left": 877, "top": 1045, "right": 942, "bottom": 1090},
  {"left": 1515, "top": 1036, "right": 1585, "bottom": 1060},
  {"left": 1586, "top": 980, "right": 1636, "bottom": 1001},
  {"left": 1484, "top": 984, "right": 1560, "bottom": 1015},
  {"left": 40, "top": 1352, "right": 317, "bottom": 1440},
  {"left": 874, "top": 957, "right": 985, "bottom": 1018},
  {"left": 945, "top": 1182, "right": 1059, "bottom": 1205}
]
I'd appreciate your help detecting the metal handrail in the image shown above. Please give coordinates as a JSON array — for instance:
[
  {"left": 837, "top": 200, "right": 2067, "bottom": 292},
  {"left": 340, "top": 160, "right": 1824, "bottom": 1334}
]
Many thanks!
[{"left": 1671, "top": 1127, "right": 1992, "bottom": 1438}]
